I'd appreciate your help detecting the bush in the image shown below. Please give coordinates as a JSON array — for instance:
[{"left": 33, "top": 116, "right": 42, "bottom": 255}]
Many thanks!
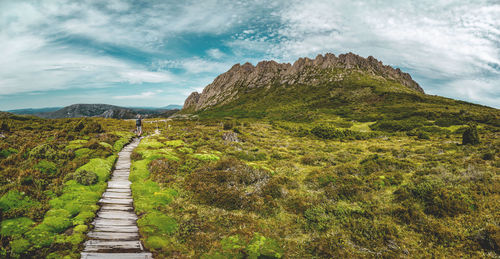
[
  {"left": 1, "top": 121, "right": 10, "bottom": 132},
  {"left": 69, "top": 170, "right": 98, "bottom": 185},
  {"left": 370, "top": 118, "right": 424, "bottom": 132},
  {"left": 462, "top": 124, "right": 480, "bottom": 145},
  {"left": 29, "top": 144, "right": 57, "bottom": 160},
  {"left": 395, "top": 177, "right": 473, "bottom": 217},
  {"left": 82, "top": 121, "right": 104, "bottom": 134},
  {"left": 311, "top": 125, "right": 346, "bottom": 139},
  {"left": 34, "top": 160, "right": 57, "bottom": 174},
  {"left": 223, "top": 120, "right": 235, "bottom": 130},
  {"left": 186, "top": 158, "right": 272, "bottom": 211}
]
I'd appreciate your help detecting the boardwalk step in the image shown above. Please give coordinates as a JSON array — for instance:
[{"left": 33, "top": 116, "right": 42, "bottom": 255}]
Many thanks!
[
  {"left": 81, "top": 252, "right": 153, "bottom": 259},
  {"left": 87, "top": 231, "right": 139, "bottom": 240},
  {"left": 83, "top": 240, "right": 143, "bottom": 252},
  {"left": 92, "top": 225, "right": 139, "bottom": 233},
  {"left": 93, "top": 218, "right": 136, "bottom": 226},
  {"left": 97, "top": 211, "right": 137, "bottom": 220}
]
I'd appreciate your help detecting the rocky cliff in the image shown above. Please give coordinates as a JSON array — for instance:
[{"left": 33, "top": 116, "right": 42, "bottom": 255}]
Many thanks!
[{"left": 183, "top": 52, "right": 423, "bottom": 111}]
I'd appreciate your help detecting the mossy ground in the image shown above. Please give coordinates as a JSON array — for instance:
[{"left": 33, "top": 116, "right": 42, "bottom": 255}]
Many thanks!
[
  {"left": 1, "top": 100, "right": 499, "bottom": 258},
  {"left": 0, "top": 116, "right": 134, "bottom": 258},
  {"left": 128, "top": 113, "right": 499, "bottom": 258}
]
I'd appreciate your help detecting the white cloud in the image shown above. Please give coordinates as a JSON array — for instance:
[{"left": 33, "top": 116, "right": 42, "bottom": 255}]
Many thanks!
[
  {"left": 206, "top": 48, "right": 225, "bottom": 59},
  {"left": 113, "top": 90, "right": 163, "bottom": 100}
]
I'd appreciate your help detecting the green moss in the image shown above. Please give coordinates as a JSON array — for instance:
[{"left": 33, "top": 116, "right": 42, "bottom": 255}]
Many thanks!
[
  {"left": 178, "top": 147, "right": 194, "bottom": 154},
  {"left": 42, "top": 216, "right": 72, "bottom": 233},
  {"left": 34, "top": 160, "right": 57, "bottom": 174},
  {"left": 10, "top": 238, "right": 30, "bottom": 254},
  {"left": 140, "top": 138, "right": 165, "bottom": 149},
  {"left": 0, "top": 217, "right": 34, "bottom": 237},
  {"left": 74, "top": 148, "right": 92, "bottom": 157},
  {"left": 164, "top": 140, "right": 185, "bottom": 147},
  {"left": 73, "top": 224, "right": 88, "bottom": 233},
  {"left": 137, "top": 212, "right": 177, "bottom": 235},
  {"left": 76, "top": 156, "right": 117, "bottom": 182},
  {"left": 0, "top": 190, "right": 39, "bottom": 213},
  {"left": 25, "top": 225, "right": 56, "bottom": 248},
  {"left": 145, "top": 236, "right": 169, "bottom": 250},
  {"left": 99, "top": 142, "right": 113, "bottom": 149},
  {"left": 46, "top": 209, "right": 72, "bottom": 219},
  {"left": 246, "top": 233, "right": 282, "bottom": 259},
  {"left": 72, "top": 210, "right": 95, "bottom": 225},
  {"left": 192, "top": 153, "right": 220, "bottom": 161}
]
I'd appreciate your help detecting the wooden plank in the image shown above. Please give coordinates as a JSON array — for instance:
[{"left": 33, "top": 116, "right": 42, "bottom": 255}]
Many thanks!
[
  {"left": 87, "top": 231, "right": 139, "bottom": 240},
  {"left": 81, "top": 252, "right": 152, "bottom": 259},
  {"left": 83, "top": 240, "right": 143, "bottom": 252},
  {"left": 99, "top": 198, "right": 133, "bottom": 205},
  {"left": 92, "top": 225, "right": 139, "bottom": 233},
  {"left": 97, "top": 211, "right": 137, "bottom": 220},
  {"left": 106, "top": 188, "right": 130, "bottom": 193},
  {"left": 93, "top": 218, "right": 136, "bottom": 226}
]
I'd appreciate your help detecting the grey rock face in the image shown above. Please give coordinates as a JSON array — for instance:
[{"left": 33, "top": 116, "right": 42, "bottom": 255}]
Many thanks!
[{"left": 183, "top": 52, "right": 424, "bottom": 112}]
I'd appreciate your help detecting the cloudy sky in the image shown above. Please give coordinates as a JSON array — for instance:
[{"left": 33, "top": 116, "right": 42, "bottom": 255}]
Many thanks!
[{"left": 0, "top": 0, "right": 499, "bottom": 110}]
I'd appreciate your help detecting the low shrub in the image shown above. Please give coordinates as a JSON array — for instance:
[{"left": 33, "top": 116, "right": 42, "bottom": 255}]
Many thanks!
[
  {"left": 67, "top": 170, "right": 98, "bottom": 185},
  {"left": 462, "top": 124, "right": 480, "bottom": 145},
  {"left": 186, "top": 158, "right": 272, "bottom": 212},
  {"left": 34, "top": 160, "right": 57, "bottom": 174}
]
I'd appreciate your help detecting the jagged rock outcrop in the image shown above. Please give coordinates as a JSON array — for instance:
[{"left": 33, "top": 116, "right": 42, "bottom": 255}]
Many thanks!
[
  {"left": 183, "top": 92, "right": 201, "bottom": 111},
  {"left": 183, "top": 52, "right": 424, "bottom": 111}
]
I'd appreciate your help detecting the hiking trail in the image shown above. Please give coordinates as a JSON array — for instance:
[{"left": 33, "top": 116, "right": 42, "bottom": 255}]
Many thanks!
[{"left": 81, "top": 138, "right": 152, "bottom": 259}]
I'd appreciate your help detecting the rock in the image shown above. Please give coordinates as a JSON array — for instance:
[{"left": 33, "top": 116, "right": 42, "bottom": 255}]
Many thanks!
[
  {"left": 183, "top": 92, "right": 201, "bottom": 111},
  {"left": 222, "top": 132, "right": 239, "bottom": 143},
  {"left": 182, "top": 52, "right": 424, "bottom": 111}
]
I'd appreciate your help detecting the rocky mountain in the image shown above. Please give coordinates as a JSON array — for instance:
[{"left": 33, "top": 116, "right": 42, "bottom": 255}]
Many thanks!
[
  {"left": 183, "top": 52, "right": 423, "bottom": 112},
  {"left": 36, "top": 104, "right": 177, "bottom": 119}
]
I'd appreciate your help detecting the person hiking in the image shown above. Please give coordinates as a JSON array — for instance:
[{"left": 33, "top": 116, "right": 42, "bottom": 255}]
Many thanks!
[{"left": 136, "top": 114, "right": 142, "bottom": 136}]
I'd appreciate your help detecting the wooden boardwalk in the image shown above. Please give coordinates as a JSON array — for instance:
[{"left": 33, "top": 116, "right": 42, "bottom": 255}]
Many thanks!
[{"left": 81, "top": 138, "right": 152, "bottom": 259}]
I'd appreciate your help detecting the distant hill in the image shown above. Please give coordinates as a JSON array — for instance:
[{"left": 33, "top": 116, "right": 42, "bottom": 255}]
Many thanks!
[
  {"left": 182, "top": 52, "right": 499, "bottom": 126},
  {"left": 34, "top": 104, "right": 179, "bottom": 119},
  {"left": 7, "top": 107, "right": 62, "bottom": 115}
]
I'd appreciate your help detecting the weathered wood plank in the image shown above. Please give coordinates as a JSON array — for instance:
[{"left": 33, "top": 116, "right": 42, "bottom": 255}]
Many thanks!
[
  {"left": 81, "top": 252, "right": 152, "bottom": 259},
  {"left": 93, "top": 218, "right": 136, "bottom": 226},
  {"left": 97, "top": 211, "right": 137, "bottom": 220},
  {"left": 87, "top": 231, "right": 139, "bottom": 240},
  {"left": 83, "top": 240, "right": 143, "bottom": 252},
  {"left": 92, "top": 225, "right": 139, "bottom": 233}
]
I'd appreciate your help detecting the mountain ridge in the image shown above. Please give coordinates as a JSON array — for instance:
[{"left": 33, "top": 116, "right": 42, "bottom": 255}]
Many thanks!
[
  {"left": 33, "top": 104, "right": 179, "bottom": 119},
  {"left": 184, "top": 52, "right": 423, "bottom": 112}
]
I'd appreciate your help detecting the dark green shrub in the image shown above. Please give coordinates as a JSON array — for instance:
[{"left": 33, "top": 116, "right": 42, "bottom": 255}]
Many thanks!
[
  {"left": 223, "top": 120, "right": 234, "bottom": 130},
  {"left": 434, "top": 117, "right": 463, "bottom": 127},
  {"left": 73, "top": 121, "right": 85, "bottom": 132},
  {"left": 311, "top": 125, "right": 345, "bottom": 139},
  {"left": 1, "top": 121, "right": 10, "bottom": 132},
  {"left": 482, "top": 153, "right": 494, "bottom": 160},
  {"left": 395, "top": 177, "right": 473, "bottom": 217},
  {"left": 186, "top": 158, "right": 271, "bottom": 211},
  {"left": 462, "top": 124, "right": 480, "bottom": 145},
  {"left": 149, "top": 158, "right": 179, "bottom": 183},
  {"left": 82, "top": 121, "right": 104, "bottom": 134},
  {"left": 29, "top": 144, "right": 57, "bottom": 160},
  {"left": 34, "top": 160, "right": 57, "bottom": 174},
  {"left": 71, "top": 170, "right": 98, "bottom": 185},
  {"left": 370, "top": 118, "right": 424, "bottom": 132}
]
